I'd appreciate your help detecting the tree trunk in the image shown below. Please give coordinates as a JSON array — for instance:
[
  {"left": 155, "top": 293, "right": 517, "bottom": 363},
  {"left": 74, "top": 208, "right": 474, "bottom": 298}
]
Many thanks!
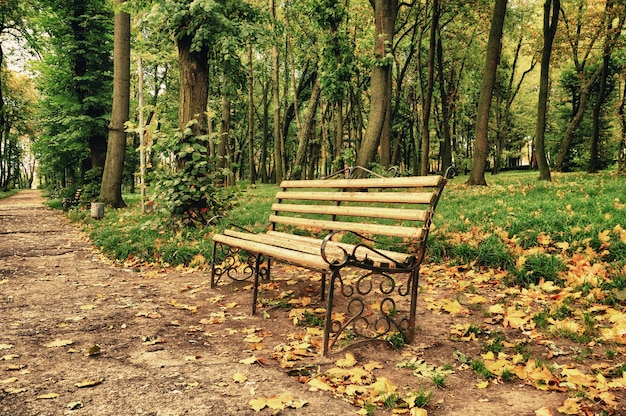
[
  {"left": 588, "top": 53, "right": 610, "bottom": 173},
  {"left": 99, "top": 0, "right": 130, "bottom": 208},
  {"left": 247, "top": 37, "right": 257, "bottom": 184},
  {"left": 554, "top": 65, "right": 602, "bottom": 171},
  {"left": 292, "top": 77, "right": 321, "bottom": 179},
  {"left": 617, "top": 78, "right": 626, "bottom": 175},
  {"left": 354, "top": 0, "right": 398, "bottom": 175},
  {"left": 466, "top": 0, "right": 507, "bottom": 186},
  {"left": 420, "top": 0, "right": 438, "bottom": 176},
  {"left": 437, "top": 29, "right": 453, "bottom": 173},
  {"left": 270, "top": 0, "right": 284, "bottom": 183},
  {"left": 176, "top": 38, "right": 209, "bottom": 135}
]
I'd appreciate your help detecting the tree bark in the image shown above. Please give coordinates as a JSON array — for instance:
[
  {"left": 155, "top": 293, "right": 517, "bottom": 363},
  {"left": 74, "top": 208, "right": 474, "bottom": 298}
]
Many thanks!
[
  {"left": 354, "top": 0, "right": 398, "bottom": 175},
  {"left": 99, "top": 0, "right": 130, "bottom": 208},
  {"left": 247, "top": 37, "right": 257, "bottom": 184},
  {"left": 467, "top": 0, "right": 507, "bottom": 186},
  {"left": 176, "top": 38, "right": 209, "bottom": 135},
  {"left": 292, "top": 77, "right": 321, "bottom": 179},
  {"left": 270, "top": 0, "right": 284, "bottom": 183},
  {"left": 535, "top": 0, "right": 558, "bottom": 181},
  {"left": 420, "top": 0, "right": 438, "bottom": 176},
  {"left": 588, "top": 53, "right": 610, "bottom": 173}
]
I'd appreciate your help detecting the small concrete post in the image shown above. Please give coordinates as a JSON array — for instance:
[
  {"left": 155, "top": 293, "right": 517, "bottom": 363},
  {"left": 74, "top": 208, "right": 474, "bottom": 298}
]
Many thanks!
[{"left": 90, "top": 202, "right": 105, "bottom": 220}]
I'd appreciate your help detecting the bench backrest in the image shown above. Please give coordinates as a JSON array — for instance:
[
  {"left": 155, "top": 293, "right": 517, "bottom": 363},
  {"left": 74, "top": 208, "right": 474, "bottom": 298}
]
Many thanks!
[{"left": 271, "top": 175, "right": 448, "bottom": 256}]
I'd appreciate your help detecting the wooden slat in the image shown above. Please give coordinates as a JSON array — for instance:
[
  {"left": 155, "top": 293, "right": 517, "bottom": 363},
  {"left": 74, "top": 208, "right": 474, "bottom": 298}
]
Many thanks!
[
  {"left": 269, "top": 215, "right": 424, "bottom": 239},
  {"left": 265, "top": 231, "right": 413, "bottom": 264},
  {"left": 279, "top": 175, "right": 443, "bottom": 189},
  {"left": 275, "top": 191, "right": 435, "bottom": 205},
  {"left": 271, "top": 203, "right": 429, "bottom": 222},
  {"left": 213, "top": 234, "right": 331, "bottom": 270}
]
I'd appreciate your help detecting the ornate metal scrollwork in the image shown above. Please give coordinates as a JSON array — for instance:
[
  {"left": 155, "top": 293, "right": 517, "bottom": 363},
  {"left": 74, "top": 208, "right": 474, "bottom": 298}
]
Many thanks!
[
  {"left": 210, "top": 243, "right": 257, "bottom": 287},
  {"left": 324, "top": 268, "right": 420, "bottom": 353}
]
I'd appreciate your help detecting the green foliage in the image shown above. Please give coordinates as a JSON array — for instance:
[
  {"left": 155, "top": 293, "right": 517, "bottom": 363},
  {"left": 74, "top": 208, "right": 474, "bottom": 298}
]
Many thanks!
[
  {"left": 471, "top": 359, "right": 493, "bottom": 379},
  {"left": 385, "top": 332, "right": 407, "bottom": 349},
  {"left": 152, "top": 124, "right": 237, "bottom": 228},
  {"left": 511, "top": 253, "right": 565, "bottom": 288}
]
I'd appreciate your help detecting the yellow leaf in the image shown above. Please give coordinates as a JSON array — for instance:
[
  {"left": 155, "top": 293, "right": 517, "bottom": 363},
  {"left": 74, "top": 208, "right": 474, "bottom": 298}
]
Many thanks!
[
  {"left": 476, "top": 381, "right": 489, "bottom": 389},
  {"left": 598, "top": 230, "right": 611, "bottom": 243},
  {"left": 74, "top": 378, "right": 103, "bottom": 388},
  {"left": 410, "top": 408, "right": 428, "bottom": 416},
  {"left": 370, "top": 377, "right": 397, "bottom": 395},
  {"left": 442, "top": 299, "right": 468, "bottom": 315},
  {"left": 488, "top": 304, "right": 505, "bottom": 314},
  {"left": 45, "top": 339, "right": 74, "bottom": 348},
  {"left": 1, "top": 377, "right": 18, "bottom": 384},
  {"left": 465, "top": 294, "right": 487, "bottom": 304},
  {"left": 233, "top": 373, "right": 247, "bottom": 383},
  {"left": 534, "top": 407, "right": 554, "bottom": 416},
  {"left": 557, "top": 398, "right": 581, "bottom": 415},
  {"left": 249, "top": 397, "right": 267, "bottom": 412},
  {"left": 243, "top": 334, "right": 264, "bottom": 343},
  {"left": 224, "top": 302, "right": 238, "bottom": 308},
  {"left": 503, "top": 306, "right": 530, "bottom": 329},
  {"left": 307, "top": 378, "right": 333, "bottom": 391},
  {"left": 336, "top": 353, "right": 357, "bottom": 368},
  {"left": 363, "top": 361, "right": 383, "bottom": 371},
  {"left": 266, "top": 396, "right": 286, "bottom": 410},
  {"left": 0, "top": 344, "right": 13, "bottom": 350},
  {"left": 80, "top": 304, "right": 96, "bottom": 310},
  {"left": 481, "top": 351, "right": 495, "bottom": 361},
  {"left": 0, "top": 354, "right": 19, "bottom": 361},
  {"left": 238, "top": 356, "right": 259, "bottom": 365}
]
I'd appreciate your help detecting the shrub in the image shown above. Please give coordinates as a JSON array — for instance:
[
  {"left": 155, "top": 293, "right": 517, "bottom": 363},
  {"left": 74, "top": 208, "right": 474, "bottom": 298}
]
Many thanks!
[{"left": 152, "top": 122, "right": 237, "bottom": 228}]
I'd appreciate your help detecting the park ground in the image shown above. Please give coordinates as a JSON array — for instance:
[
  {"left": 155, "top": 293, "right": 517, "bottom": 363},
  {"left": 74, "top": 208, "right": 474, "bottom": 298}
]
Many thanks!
[{"left": 0, "top": 190, "right": 624, "bottom": 415}]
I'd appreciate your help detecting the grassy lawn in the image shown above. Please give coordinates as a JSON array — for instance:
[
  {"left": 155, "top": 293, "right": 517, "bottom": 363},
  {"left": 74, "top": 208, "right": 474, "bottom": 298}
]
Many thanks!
[{"left": 66, "top": 170, "right": 626, "bottom": 282}]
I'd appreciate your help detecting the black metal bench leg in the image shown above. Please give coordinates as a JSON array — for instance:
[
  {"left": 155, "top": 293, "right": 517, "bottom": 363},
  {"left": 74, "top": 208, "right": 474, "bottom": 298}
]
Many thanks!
[
  {"left": 407, "top": 268, "right": 420, "bottom": 343},
  {"left": 322, "top": 268, "right": 340, "bottom": 356},
  {"left": 251, "top": 253, "right": 262, "bottom": 315},
  {"left": 320, "top": 272, "right": 327, "bottom": 301}
]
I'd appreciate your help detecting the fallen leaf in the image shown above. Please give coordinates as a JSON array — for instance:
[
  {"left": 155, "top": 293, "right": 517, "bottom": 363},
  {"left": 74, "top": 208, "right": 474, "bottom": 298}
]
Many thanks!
[
  {"left": 75, "top": 378, "right": 103, "bottom": 388},
  {"left": 44, "top": 339, "right": 74, "bottom": 348},
  {"left": 534, "top": 407, "right": 554, "bottom": 416},
  {"left": 557, "top": 398, "right": 581, "bottom": 415},
  {"left": 80, "top": 304, "right": 96, "bottom": 310},
  {"left": 307, "top": 378, "right": 333, "bottom": 391},
  {"left": 336, "top": 353, "right": 357, "bottom": 368},
  {"left": 239, "top": 356, "right": 259, "bottom": 365},
  {"left": 1, "top": 377, "right": 18, "bottom": 384},
  {"left": 249, "top": 397, "right": 267, "bottom": 412},
  {"left": 476, "top": 381, "right": 489, "bottom": 389},
  {"left": 67, "top": 402, "right": 83, "bottom": 410},
  {"left": 4, "top": 387, "right": 28, "bottom": 394},
  {"left": 233, "top": 373, "right": 247, "bottom": 383},
  {"left": 0, "top": 354, "right": 19, "bottom": 361},
  {"left": 410, "top": 409, "right": 428, "bottom": 416},
  {"left": 0, "top": 344, "right": 13, "bottom": 350}
]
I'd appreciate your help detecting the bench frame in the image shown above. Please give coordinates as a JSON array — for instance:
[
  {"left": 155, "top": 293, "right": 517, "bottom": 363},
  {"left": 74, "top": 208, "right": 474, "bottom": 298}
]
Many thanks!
[{"left": 211, "top": 169, "right": 452, "bottom": 355}]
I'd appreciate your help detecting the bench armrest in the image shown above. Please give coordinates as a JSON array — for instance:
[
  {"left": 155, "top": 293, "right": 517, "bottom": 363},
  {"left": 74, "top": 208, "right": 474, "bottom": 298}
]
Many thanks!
[{"left": 320, "top": 230, "right": 417, "bottom": 272}]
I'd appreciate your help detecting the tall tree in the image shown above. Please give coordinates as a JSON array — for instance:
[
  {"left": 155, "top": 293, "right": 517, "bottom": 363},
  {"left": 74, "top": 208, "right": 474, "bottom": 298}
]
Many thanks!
[
  {"left": 534, "top": 0, "right": 560, "bottom": 181},
  {"left": 419, "top": 0, "right": 438, "bottom": 176},
  {"left": 354, "top": 0, "right": 399, "bottom": 174},
  {"left": 554, "top": 0, "right": 624, "bottom": 171},
  {"left": 467, "top": 0, "right": 508, "bottom": 185},
  {"left": 34, "top": 0, "right": 113, "bottom": 185},
  {"left": 99, "top": 0, "right": 130, "bottom": 207}
]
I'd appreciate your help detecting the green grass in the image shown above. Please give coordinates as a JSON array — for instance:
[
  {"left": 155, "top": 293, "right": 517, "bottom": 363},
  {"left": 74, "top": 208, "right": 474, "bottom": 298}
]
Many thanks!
[
  {"left": 58, "top": 170, "right": 626, "bottom": 276},
  {"left": 0, "top": 189, "right": 18, "bottom": 199}
]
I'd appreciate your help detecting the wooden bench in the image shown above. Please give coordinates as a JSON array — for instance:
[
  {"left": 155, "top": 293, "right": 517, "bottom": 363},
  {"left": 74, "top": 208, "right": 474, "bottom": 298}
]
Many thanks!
[
  {"left": 210, "top": 170, "right": 452, "bottom": 355},
  {"left": 62, "top": 188, "right": 82, "bottom": 210}
]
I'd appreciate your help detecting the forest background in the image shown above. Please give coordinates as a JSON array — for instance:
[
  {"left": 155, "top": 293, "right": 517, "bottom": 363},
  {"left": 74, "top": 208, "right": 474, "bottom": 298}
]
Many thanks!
[{"left": 0, "top": 0, "right": 625, "bottom": 217}]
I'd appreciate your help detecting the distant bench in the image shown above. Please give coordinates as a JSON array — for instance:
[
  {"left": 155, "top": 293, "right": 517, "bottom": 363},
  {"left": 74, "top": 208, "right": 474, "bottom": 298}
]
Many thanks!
[
  {"left": 62, "top": 188, "right": 82, "bottom": 211},
  {"left": 210, "top": 170, "right": 452, "bottom": 355}
]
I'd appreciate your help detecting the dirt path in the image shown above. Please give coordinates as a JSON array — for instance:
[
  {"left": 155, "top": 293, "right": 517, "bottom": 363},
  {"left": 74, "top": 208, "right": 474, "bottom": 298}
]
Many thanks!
[
  {"left": 0, "top": 191, "right": 361, "bottom": 415},
  {"left": 0, "top": 191, "right": 575, "bottom": 416}
]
